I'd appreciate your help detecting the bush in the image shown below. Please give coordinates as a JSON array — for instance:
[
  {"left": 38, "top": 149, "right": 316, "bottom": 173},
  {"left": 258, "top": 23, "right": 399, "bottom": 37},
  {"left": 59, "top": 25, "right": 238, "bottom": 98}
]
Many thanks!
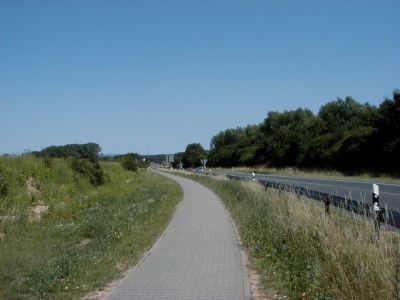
[
  {"left": 71, "top": 158, "right": 109, "bottom": 187},
  {"left": 120, "top": 157, "right": 138, "bottom": 172}
]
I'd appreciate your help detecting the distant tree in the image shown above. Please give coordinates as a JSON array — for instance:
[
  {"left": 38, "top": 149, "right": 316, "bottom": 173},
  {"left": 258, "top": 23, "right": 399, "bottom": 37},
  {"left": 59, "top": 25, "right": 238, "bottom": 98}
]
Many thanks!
[
  {"left": 37, "top": 143, "right": 102, "bottom": 161},
  {"left": 172, "top": 152, "right": 184, "bottom": 169},
  {"left": 335, "top": 126, "right": 376, "bottom": 170},
  {"left": 300, "top": 97, "right": 379, "bottom": 171},
  {"left": 370, "top": 89, "right": 400, "bottom": 174},
  {"left": 208, "top": 126, "right": 259, "bottom": 167},
  {"left": 205, "top": 89, "right": 398, "bottom": 174},
  {"left": 259, "top": 108, "right": 317, "bottom": 167},
  {"left": 182, "top": 143, "right": 207, "bottom": 168},
  {"left": 317, "top": 97, "right": 377, "bottom": 134},
  {"left": 79, "top": 143, "right": 102, "bottom": 163}
]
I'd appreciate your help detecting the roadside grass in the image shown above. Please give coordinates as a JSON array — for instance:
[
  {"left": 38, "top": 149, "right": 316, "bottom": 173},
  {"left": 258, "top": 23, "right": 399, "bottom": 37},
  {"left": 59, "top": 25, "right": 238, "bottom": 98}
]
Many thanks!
[
  {"left": 169, "top": 170, "right": 399, "bottom": 299},
  {"left": 0, "top": 156, "right": 182, "bottom": 300},
  {"left": 215, "top": 166, "right": 399, "bottom": 182}
]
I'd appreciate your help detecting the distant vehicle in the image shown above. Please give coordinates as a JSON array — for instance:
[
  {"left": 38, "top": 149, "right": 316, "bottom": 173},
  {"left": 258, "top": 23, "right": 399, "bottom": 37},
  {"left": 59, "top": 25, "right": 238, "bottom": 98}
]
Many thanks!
[{"left": 187, "top": 167, "right": 194, "bottom": 172}]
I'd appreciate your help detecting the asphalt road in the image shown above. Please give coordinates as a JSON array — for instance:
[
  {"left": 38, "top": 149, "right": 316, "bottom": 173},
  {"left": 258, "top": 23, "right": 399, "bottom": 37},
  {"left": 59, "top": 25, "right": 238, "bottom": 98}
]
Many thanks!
[{"left": 213, "top": 171, "right": 400, "bottom": 212}]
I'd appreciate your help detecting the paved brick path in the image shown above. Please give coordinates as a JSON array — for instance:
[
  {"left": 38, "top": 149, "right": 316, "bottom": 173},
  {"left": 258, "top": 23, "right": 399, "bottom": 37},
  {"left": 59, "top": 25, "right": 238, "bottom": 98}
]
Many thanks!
[{"left": 104, "top": 171, "right": 250, "bottom": 300}]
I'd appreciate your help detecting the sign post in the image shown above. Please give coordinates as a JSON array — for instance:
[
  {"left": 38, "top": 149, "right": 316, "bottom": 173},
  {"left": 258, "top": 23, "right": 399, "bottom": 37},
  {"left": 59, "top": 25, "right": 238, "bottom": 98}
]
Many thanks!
[
  {"left": 166, "top": 154, "right": 174, "bottom": 170},
  {"left": 200, "top": 159, "right": 207, "bottom": 173}
]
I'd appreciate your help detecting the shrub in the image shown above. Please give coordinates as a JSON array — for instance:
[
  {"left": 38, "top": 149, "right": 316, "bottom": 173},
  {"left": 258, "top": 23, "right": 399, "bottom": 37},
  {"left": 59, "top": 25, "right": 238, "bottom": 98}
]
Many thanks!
[
  {"left": 120, "top": 157, "right": 138, "bottom": 172},
  {"left": 71, "top": 158, "right": 108, "bottom": 187}
]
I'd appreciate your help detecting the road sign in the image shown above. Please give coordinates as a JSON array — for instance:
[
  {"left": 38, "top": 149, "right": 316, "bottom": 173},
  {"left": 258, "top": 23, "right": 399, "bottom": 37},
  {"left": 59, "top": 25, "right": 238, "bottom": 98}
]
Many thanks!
[{"left": 166, "top": 154, "right": 174, "bottom": 162}]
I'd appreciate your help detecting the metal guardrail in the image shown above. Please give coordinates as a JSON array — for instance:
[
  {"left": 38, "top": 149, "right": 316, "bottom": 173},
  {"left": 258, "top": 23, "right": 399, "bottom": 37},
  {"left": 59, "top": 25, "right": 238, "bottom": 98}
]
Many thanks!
[{"left": 225, "top": 175, "right": 400, "bottom": 229}]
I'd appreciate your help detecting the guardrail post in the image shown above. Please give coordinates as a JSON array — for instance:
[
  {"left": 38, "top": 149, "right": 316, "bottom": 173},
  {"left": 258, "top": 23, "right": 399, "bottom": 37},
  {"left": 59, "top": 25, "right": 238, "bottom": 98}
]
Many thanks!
[
  {"left": 372, "top": 184, "right": 380, "bottom": 236},
  {"left": 296, "top": 188, "right": 300, "bottom": 199},
  {"left": 322, "top": 196, "right": 330, "bottom": 215}
]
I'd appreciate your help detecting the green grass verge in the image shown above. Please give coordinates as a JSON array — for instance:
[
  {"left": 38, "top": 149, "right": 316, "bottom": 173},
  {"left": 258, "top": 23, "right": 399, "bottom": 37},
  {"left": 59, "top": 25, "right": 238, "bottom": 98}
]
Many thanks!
[
  {"left": 0, "top": 156, "right": 182, "bottom": 300},
  {"left": 170, "top": 170, "right": 399, "bottom": 300}
]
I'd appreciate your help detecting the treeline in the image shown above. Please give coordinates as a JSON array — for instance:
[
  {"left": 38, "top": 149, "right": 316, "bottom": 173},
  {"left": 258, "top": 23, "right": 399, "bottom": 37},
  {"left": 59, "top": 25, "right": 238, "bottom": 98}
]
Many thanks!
[
  {"left": 32, "top": 142, "right": 108, "bottom": 186},
  {"left": 31, "top": 143, "right": 149, "bottom": 186},
  {"left": 33, "top": 142, "right": 102, "bottom": 162},
  {"left": 207, "top": 89, "right": 400, "bottom": 175}
]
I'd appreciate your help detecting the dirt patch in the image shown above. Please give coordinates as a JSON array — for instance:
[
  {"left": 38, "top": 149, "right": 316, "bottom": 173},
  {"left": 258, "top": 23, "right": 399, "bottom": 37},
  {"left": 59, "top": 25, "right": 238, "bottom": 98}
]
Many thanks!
[
  {"left": 0, "top": 215, "right": 16, "bottom": 222},
  {"left": 26, "top": 177, "right": 40, "bottom": 193},
  {"left": 245, "top": 251, "right": 278, "bottom": 300},
  {"left": 76, "top": 239, "right": 91, "bottom": 247},
  {"left": 81, "top": 279, "right": 124, "bottom": 300},
  {"left": 31, "top": 205, "right": 48, "bottom": 221}
]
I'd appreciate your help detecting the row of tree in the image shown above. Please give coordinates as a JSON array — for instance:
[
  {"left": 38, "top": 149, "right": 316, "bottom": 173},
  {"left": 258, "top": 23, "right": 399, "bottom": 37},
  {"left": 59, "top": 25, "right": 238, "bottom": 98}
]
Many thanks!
[
  {"left": 33, "top": 142, "right": 102, "bottom": 163},
  {"left": 198, "top": 89, "right": 399, "bottom": 175}
]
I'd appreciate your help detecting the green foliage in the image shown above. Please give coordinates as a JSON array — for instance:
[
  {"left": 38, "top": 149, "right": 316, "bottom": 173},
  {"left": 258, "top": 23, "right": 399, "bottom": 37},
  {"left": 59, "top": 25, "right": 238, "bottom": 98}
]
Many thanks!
[
  {"left": 115, "top": 153, "right": 149, "bottom": 171},
  {"left": 0, "top": 155, "right": 50, "bottom": 214},
  {"left": 71, "top": 158, "right": 109, "bottom": 187},
  {"left": 260, "top": 108, "right": 317, "bottom": 166},
  {"left": 370, "top": 89, "right": 400, "bottom": 173},
  {"left": 208, "top": 125, "right": 262, "bottom": 167},
  {"left": 0, "top": 159, "right": 182, "bottom": 299},
  {"left": 120, "top": 156, "right": 138, "bottom": 172},
  {"left": 172, "top": 152, "right": 184, "bottom": 169},
  {"left": 182, "top": 143, "right": 207, "bottom": 168},
  {"left": 317, "top": 96, "right": 377, "bottom": 134},
  {"left": 206, "top": 89, "right": 399, "bottom": 175},
  {"left": 36, "top": 142, "right": 102, "bottom": 162},
  {"left": 121, "top": 157, "right": 138, "bottom": 172}
]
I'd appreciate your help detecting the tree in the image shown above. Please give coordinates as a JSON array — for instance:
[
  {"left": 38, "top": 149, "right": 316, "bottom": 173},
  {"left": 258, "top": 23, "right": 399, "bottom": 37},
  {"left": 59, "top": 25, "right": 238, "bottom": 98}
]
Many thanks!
[
  {"left": 172, "top": 152, "right": 184, "bottom": 169},
  {"left": 259, "top": 108, "right": 317, "bottom": 167},
  {"left": 370, "top": 89, "right": 400, "bottom": 174},
  {"left": 317, "top": 97, "right": 377, "bottom": 134},
  {"left": 115, "top": 153, "right": 146, "bottom": 171},
  {"left": 182, "top": 143, "right": 207, "bottom": 168},
  {"left": 37, "top": 143, "right": 102, "bottom": 161}
]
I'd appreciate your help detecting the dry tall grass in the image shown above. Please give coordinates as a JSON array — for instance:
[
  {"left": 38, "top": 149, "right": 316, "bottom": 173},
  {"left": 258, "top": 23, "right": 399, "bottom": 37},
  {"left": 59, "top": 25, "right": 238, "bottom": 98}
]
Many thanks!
[{"left": 178, "top": 172, "right": 399, "bottom": 299}]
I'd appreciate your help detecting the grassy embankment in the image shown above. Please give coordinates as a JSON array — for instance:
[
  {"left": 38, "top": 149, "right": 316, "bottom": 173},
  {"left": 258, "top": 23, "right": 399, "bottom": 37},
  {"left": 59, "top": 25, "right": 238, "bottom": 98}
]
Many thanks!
[
  {"left": 172, "top": 170, "right": 399, "bottom": 300},
  {"left": 0, "top": 155, "right": 182, "bottom": 300}
]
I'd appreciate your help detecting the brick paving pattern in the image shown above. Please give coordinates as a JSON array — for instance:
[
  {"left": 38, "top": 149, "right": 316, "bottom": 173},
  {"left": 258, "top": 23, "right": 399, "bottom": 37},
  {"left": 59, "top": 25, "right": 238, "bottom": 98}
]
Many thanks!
[{"left": 105, "top": 171, "right": 250, "bottom": 300}]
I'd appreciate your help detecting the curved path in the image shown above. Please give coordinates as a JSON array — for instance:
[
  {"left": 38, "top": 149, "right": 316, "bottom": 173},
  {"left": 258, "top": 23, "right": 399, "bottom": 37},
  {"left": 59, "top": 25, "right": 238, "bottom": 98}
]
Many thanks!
[{"left": 105, "top": 170, "right": 250, "bottom": 300}]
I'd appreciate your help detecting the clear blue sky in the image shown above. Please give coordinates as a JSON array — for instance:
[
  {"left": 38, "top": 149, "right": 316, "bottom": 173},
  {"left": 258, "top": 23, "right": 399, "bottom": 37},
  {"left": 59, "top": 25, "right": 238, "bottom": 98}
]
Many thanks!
[{"left": 1, "top": 0, "right": 399, "bottom": 156}]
